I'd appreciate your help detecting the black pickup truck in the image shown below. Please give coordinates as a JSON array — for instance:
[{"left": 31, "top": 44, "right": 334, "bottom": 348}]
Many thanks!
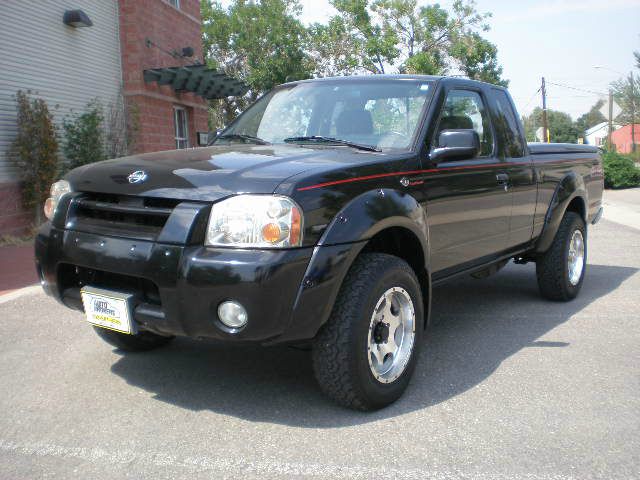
[{"left": 36, "top": 75, "right": 603, "bottom": 410}]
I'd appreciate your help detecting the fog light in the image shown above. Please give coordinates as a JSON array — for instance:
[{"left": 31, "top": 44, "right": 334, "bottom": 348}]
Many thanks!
[{"left": 217, "top": 301, "right": 248, "bottom": 329}]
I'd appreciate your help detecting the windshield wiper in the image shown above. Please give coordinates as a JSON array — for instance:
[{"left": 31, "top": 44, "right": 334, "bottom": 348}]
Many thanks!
[
  {"left": 214, "top": 133, "right": 270, "bottom": 145},
  {"left": 284, "top": 136, "right": 381, "bottom": 152}
]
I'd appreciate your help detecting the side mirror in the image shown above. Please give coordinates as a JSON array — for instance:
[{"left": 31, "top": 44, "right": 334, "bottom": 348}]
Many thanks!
[{"left": 430, "top": 129, "right": 480, "bottom": 162}]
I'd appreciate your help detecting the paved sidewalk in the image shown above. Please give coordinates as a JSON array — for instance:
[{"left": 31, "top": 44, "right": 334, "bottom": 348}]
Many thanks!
[
  {"left": 0, "top": 244, "right": 37, "bottom": 295},
  {"left": 603, "top": 188, "right": 640, "bottom": 230}
]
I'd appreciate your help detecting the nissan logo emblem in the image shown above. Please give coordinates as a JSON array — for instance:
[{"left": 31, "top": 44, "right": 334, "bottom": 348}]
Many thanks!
[{"left": 127, "top": 170, "right": 148, "bottom": 184}]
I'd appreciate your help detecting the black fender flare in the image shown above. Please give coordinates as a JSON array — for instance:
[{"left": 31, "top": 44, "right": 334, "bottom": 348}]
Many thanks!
[
  {"left": 319, "top": 188, "right": 429, "bottom": 250},
  {"left": 274, "top": 189, "right": 432, "bottom": 344},
  {"left": 535, "top": 172, "right": 588, "bottom": 253}
]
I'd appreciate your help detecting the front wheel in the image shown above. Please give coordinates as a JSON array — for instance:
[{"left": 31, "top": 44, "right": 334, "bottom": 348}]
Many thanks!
[
  {"left": 536, "top": 211, "right": 587, "bottom": 301},
  {"left": 312, "top": 253, "right": 424, "bottom": 411}
]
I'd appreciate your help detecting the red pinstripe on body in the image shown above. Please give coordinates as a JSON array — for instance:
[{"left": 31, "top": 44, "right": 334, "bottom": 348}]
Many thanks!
[{"left": 296, "top": 158, "right": 581, "bottom": 192}]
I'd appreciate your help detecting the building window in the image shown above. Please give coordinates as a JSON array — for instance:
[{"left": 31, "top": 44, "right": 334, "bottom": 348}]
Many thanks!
[
  {"left": 167, "top": 0, "right": 180, "bottom": 8},
  {"left": 174, "top": 107, "right": 189, "bottom": 149}
]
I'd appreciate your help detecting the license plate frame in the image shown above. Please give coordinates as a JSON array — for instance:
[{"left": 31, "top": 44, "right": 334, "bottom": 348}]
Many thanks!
[{"left": 80, "top": 286, "right": 137, "bottom": 335}]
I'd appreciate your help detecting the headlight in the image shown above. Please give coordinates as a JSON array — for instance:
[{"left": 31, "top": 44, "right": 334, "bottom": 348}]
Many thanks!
[
  {"left": 205, "top": 195, "right": 303, "bottom": 248},
  {"left": 43, "top": 180, "right": 72, "bottom": 221}
]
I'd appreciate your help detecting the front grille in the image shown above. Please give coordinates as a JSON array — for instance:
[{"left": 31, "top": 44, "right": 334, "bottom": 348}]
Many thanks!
[
  {"left": 70, "top": 193, "right": 179, "bottom": 241},
  {"left": 58, "top": 264, "right": 161, "bottom": 306}
]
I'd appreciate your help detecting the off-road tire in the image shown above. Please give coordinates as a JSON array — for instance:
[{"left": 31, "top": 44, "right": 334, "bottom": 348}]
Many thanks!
[
  {"left": 536, "top": 211, "right": 587, "bottom": 301},
  {"left": 93, "top": 327, "right": 174, "bottom": 352},
  {"left": 312, "top": 253, "right": 424, "bottom": 411}
]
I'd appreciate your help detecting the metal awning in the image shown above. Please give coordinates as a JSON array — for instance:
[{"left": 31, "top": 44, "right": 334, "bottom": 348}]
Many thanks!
[{"left": 143, "top": 65, "right": 250, "bottom": 99}]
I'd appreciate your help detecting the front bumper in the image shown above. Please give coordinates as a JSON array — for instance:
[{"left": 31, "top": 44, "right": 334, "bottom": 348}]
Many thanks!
[{"left": 35, "top": 224, "right": 362, "bottom": 344}]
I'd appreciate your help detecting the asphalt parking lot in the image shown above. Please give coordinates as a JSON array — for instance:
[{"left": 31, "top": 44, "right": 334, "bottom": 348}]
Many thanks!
[{"left": 1, "top": 217, "right": 638, "bottom": 480}]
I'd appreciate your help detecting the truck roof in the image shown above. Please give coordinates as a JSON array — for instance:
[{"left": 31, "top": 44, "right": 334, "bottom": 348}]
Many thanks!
[{"left": 281, "top": 74, "right": 507, "bottom": 90}]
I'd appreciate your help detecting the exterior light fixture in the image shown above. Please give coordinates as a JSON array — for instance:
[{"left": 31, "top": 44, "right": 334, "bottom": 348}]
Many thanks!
[{"left": 63, "top": 10, "right": 93, "bottom": 28}]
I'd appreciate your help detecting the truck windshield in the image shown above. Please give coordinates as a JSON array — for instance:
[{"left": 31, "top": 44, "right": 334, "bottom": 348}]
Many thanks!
[{"left": 215, "top": 80, "right": 434, "bottom": 151}]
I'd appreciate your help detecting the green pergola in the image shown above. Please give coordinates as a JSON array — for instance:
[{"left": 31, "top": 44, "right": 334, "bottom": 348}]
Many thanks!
[{"left": 143, "top": 65, "right": 249, "bottom": 99}]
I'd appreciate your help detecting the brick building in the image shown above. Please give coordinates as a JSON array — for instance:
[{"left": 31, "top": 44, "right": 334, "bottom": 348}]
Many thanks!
[
  {"left": 119, "top": 0, "right": 208, "bottom": 154},
  {"left": 0, "top": 0, "right": 246, "bottom": 236},
  {"left": 611, "top": 124, "right": 640, "bottom": 154}
]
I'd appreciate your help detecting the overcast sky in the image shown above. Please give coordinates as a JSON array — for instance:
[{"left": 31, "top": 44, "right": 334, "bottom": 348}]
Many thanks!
[{"left": 218, "top": 0, "right": 640, "bottom": 119}]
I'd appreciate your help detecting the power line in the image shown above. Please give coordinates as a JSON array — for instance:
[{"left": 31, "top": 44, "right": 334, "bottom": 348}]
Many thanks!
[
  {"left": 545, "top": 80, "right": 607, "bottom": 97},
  {"left": 521, "top": 86, "right": 542, "bottom": 110}
]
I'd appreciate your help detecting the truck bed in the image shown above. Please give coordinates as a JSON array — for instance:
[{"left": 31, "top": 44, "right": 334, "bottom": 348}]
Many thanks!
[{"left": 528, "top": 142, "right": 599, "bottom": 155}]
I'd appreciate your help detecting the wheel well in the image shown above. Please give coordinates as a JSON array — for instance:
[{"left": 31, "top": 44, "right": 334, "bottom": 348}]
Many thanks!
[
  {"left": 361, "top": 227, "right": 430, "bottom": 327},
  {"left": 566, "top": 196, "right": 586, "bottom": 221}
]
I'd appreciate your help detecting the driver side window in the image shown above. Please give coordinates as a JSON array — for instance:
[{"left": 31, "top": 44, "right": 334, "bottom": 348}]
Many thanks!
[{"left": 436, "top": 90, "right": 494, "bottom": 156}]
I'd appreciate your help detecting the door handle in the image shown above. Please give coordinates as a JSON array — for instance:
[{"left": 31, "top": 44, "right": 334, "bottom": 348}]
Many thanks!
[{"left": 496, "top": 173, "right": 510, "bottom": 191}]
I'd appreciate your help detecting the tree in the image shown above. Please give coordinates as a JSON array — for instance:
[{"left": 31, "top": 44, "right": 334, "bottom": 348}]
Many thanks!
[
  {"left": 611, "top": 72, "right": 639, "bottom": 126},
  {"left": 309, "top": 0, "right": 508, "bottom": 86},
  {"left": 201, "top": 0, "right": 314, "bottom": 128},
  {"left": 307, "top": 18, "right": 364, "bottom": 77},
  {"left": 575, "top": 99, "right": 607, "bottom": 137},
  {"left": 201, "top": 0, "right": 508, "bottom": 127},
  {"left": 610, "top": 51, "right": 640, "bottom": 153},
  {"left": 10, "top": 91, "right": 59, "bottom": 225},
  {"left": 62, "top": 100, "right": 105, "bottom": 172},
  {"left": 522, "top": 107, "right": 581, "bottom": 144}
]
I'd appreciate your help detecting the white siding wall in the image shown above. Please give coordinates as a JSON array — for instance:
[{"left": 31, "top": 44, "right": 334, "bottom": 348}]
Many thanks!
[{"left": 0, "top": 0, "right": 122, "bottom": 182}]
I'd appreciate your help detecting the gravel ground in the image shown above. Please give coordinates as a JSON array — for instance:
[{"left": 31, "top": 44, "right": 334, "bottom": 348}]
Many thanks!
[{"left": 0, "top": 218, "right": 638, "bottom": 480}]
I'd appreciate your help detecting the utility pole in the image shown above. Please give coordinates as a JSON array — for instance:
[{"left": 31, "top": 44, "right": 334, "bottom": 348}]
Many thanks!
[
  {"left": 631, "top": 71, "right": 636, "bottom": 153},
  {"left": 608, "top": 89, "right": 614, "bottom": 150},
  {"left": 541, "top": 77, "right": 549, "bottom": 143}
]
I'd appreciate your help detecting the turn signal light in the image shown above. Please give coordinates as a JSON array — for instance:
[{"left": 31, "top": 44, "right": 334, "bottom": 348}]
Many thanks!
[
  {"left": 290, "top": 207, "right": 302, "bottom": 246},
  {"left": 262, "top": 223, "right": 283, "bottom": 244}
]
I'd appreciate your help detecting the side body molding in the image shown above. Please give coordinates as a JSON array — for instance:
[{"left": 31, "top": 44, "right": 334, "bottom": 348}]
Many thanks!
[
  {"left": 535, "top": 172, "right": 587, "bottom": 253},
  {"left": 274, "top": 189, "right": 431, "bottom": 344}
]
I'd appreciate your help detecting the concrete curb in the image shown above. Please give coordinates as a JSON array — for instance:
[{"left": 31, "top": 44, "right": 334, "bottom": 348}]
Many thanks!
[{"left": 0, "top": 285, "right": 41, "bottom": 305}]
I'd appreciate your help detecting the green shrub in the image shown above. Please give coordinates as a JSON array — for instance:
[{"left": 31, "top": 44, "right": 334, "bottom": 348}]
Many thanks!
[
  {"left": 603, "top": 151, "right": 640, "bottom": 189},
  {"left": 10, "top": 91, "right": 59, "bottom": 225},
  {"left": 62, "top": 99, "right": 105, "bottom": 172}
]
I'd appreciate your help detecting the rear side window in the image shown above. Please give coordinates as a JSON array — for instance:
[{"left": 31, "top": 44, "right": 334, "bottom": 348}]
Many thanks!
[
  {"left": 435, "top": 89, "right": 493, "bottom": 156},
  {"left": 493, "top": 89, "right": 525, "bottom": 158}
]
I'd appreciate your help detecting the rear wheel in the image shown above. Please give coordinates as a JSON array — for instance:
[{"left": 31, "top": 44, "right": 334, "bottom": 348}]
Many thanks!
[
  {"left": 93, "top": 327, "right": 174, "bottom": 352},
  {"left": 536, "top": 211, "right": 587, "bottom": 301},
  {"left": 312, "top": 253, "right": 423, "bottom": 411}
]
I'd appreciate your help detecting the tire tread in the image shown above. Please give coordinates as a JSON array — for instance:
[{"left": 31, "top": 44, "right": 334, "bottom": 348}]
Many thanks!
[
  {"left": 312, "top": 253, "right": 419, "bottom": 410},
  {"left": 536, "top": 211, "right": 585, "bottom": 301}
]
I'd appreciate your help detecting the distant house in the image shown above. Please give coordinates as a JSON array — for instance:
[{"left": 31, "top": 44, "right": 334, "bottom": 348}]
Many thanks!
[
  {"left": 584, "top": 122, "right": 610, "bottom": 147},
  {"left": 611, "top": 124, "right": 640, "bottom": 154}
]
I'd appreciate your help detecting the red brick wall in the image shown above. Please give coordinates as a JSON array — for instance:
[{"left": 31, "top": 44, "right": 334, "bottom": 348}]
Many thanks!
[
  {"left": 611, "top": 124, "right": 640, "bottom": 154},
  {"left": 0, "top": 0, "right": 209, "bottom": 237},
  {"left": 0, "top": 183, "right": 32, "bottom": 236},
  {"left": 119, "top": 0, "right": 208, "bottom": 153}
]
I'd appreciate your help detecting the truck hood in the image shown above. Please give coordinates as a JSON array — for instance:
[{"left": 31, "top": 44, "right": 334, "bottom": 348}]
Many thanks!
[{"left": 65, "top": 144, "right": 381, "bottom": 201}]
